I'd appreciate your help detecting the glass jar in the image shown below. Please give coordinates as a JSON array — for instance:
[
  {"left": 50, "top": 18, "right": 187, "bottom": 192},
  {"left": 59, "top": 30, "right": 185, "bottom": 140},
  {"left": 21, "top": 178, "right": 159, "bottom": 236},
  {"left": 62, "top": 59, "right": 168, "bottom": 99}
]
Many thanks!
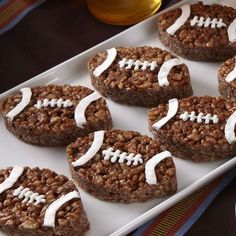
[{"left": 86, "top": 0, "right": 162, "bottom": 26}]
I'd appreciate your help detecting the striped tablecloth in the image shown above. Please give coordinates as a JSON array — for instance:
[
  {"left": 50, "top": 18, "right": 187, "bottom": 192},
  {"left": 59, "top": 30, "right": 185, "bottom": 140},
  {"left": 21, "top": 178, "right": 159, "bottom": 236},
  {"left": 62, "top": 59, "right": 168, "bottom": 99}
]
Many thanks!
[
  {"left": 0, "top": 0, "right": 46, "bottom": 35},
  {"left": 132, "top": 168, "right": 236, "bottom": 236}
]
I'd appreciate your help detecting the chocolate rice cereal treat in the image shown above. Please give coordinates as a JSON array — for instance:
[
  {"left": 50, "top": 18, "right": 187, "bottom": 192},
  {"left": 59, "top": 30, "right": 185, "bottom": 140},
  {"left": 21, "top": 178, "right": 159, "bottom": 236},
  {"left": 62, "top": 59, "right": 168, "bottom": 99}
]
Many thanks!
[
  {"left": 218, "top": 56, "right": 236, "bottom": 100},
  {"left": 0, "top": 84, "right": 112, "bottom": 146},
  {"left": 148, "top": 96, "right": 236, "bottom": 162},
  {"left": 88, "top": 46, "right": 192, "bottom": 107},
  {"left": 158, "top": 2, "right": 236, "bottom": 61},
  {"left": 67, "top": 129, "right": 177, "bottom": 203},
  {"left": 0, "top": 166, "right": 89, "bottom": 236}
]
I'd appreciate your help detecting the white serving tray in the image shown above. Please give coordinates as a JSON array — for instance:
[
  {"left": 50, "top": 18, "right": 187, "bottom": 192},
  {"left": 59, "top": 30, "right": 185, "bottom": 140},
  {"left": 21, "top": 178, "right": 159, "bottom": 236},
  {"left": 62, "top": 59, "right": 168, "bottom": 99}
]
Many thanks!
[{"left": 1, "top": 0, "right": 236, "bottom": 235}]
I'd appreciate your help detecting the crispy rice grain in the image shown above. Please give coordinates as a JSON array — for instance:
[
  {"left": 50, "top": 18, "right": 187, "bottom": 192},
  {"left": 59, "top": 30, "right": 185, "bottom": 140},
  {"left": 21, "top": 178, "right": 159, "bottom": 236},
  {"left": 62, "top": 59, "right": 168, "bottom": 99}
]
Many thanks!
[
  {"left": 0, "top": 85, "right": 112, "bottom": 146},
  {"left": 148, "top": 96, "right": 236, "bottom": 162},
  {"left": 0, "top": 167, "right": 89, "bottom": 236},
  {"left": 67, "top": 130, "right": 177, "bottom": 203},
  {"left": 158, "top": 2, "right": 236, "bottom": 61},
  {"left": 218, "top": 56, "right": 236, "bottom": 100},
  {"left": 88, "top": 47, "right": 192, "bottom": 107}
]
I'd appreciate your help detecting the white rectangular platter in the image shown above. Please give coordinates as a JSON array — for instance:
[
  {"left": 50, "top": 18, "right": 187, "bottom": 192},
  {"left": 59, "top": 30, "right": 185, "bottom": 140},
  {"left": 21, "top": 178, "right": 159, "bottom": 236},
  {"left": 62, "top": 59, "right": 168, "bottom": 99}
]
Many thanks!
[{"left": 1, "top": 0, "right": 236, "bottom": 235}]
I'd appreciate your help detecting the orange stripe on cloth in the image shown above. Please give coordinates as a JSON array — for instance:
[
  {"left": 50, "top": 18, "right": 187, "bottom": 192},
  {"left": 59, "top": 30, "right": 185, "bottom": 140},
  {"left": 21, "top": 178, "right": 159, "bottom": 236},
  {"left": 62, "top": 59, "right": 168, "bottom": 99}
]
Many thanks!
[
  {"left": 0, "top": 0, "right": 38, "bottom": 27},
  {"left": 142, "top": 175, "right": 224, "bottom": 236}
]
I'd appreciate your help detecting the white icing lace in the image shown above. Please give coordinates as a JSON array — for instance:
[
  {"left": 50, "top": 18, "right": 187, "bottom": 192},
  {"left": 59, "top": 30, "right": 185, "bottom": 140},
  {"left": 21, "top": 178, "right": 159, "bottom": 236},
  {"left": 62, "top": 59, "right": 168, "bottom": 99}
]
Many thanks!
[
  {"left": 13, "top": 186, "right": 46, "bottom": 205},
  {"left": 118, "top": 58, "right": 157, "bottom": 71},
  {"left": 190, "top": 16, "right": 226, "bottom": 28},
  {"left": 102, "top": 147, "right": 143, "bottom": 166},
  {"left": 118, "top": 57, "right": 183, "bottom": 87},
  {"left": 180, "top": 111, "right": 219, "bottom": 124},
  {"left": 34, "top": 98, "right": 73, "bottom": 109}
]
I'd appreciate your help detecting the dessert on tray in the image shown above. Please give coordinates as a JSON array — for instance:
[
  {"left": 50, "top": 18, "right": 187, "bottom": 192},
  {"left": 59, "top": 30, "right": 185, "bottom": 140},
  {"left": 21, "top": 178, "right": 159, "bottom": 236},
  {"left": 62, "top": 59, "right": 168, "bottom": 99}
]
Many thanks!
[
  {"left": 218, "top": 55, "right": 236, "bottom": 101},
  {"left": 158, "top": 2, "right": 236, "bottom": 61},
  {"left": 148, "top": 96, "right": 236, "bottom": 162},
  {"left": 0, "top": 166, "right": 89, "bottom": 236},
  {"left": 88, "top": 46, "right": 192, "bottom": 107},
  {"left": 67, "top": 129, "right": 177, "bottom": 203},
  {"left": 0, "top": 84, "right": 112, "bottom": 146}
]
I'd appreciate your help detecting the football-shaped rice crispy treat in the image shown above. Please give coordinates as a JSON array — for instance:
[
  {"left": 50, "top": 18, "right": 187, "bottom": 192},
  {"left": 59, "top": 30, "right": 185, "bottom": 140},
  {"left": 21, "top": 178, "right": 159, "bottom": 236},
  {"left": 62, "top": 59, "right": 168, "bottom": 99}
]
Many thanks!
[
  {"left": 0, "top": 84, "right": 112, "bottom": 146},
  {"left": 88, "top": 46, "right": 192, "bottom": 107},
  {"left": 0, "top": 166, "right": 89, "bottom": 236},
  {"left": 148, "top": 96, "right": 236, "bottom": 162},
  {"left": 158, "top": 2, "right": 236, "bottom": 61},
  {"left": 67, "top": 129, "right": 177, "bottom": 203},
  {"left": 218, "top": 55, "right": 236, "bottom": 101}
]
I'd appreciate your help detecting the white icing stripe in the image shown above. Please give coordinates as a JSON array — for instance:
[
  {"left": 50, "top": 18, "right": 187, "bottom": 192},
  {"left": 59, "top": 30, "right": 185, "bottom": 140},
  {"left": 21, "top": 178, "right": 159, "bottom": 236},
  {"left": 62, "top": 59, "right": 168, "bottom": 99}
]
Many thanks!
[
  {"left": 13, "top": 186, "right": 46, "bottom": 205},
  {"left": 225, "top": 58, "right": 236, "bottom": 83},
  {"left": 72, "top": 130, "right": 104, "bottom": 167},
  {"left": 0, "top": 166, "right": 24, "bottom": 194},
  {"left": 228, "top": 18, "right": 236, "bottom": 43},
  {"left": 6, "top": 88, "right": 32, "bottom": 122},
  {"left": 166, "top": 4, "right": 191, "bottom": 35},
  {"left": 93, "top": 48, "right": 117, "bottom": 77},
  {"left": 43, "top": 190, "right": 80, "bottom": 227},
  {"left": 145, "top": 151, "right": 172, "bottom": 185},
  {"left": 157, "top": 58, "right": 183, "bottom": 87},
  {"left": 74, "top": 91, "right": 102, "bottom": 128},
  {"left": 224, "top": 111, "right": 236, "bottom": 144},
  {"left": 102, "top": 147, "right": 143, "bottom": 166},
  {"left": 152, "top": 98, "right": 179, "bottom": 130}
]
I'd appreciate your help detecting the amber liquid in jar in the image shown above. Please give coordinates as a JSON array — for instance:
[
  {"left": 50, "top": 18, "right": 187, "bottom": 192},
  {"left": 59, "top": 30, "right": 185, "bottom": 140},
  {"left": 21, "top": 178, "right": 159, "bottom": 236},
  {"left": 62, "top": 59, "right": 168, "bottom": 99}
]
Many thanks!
[{"left": 86, "top": 0, "right": 162, "bottom": 25}]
